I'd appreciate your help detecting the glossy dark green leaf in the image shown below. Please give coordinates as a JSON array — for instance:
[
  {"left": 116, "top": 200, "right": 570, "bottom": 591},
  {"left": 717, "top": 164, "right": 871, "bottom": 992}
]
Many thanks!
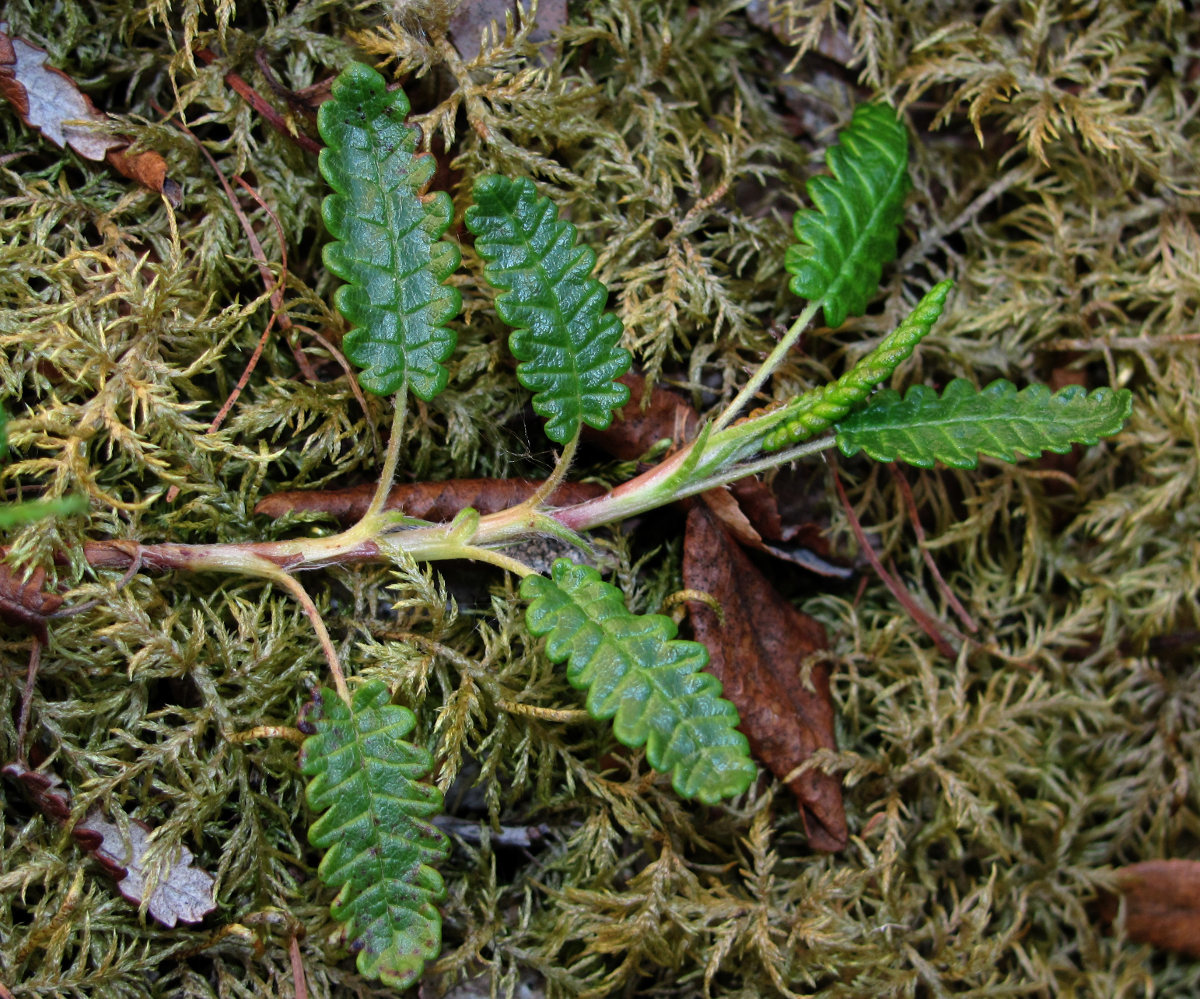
[
  {"left": 836, "top": 378, "right": 1134, "bottom": 468},
  {"left": 301, "top": 681, "right": 449, "bottom": 988},
  {"left": 319, "top": 63, "right": 459, "bottom": 399},
  {"left": 522, "top": 558, "right": 756, "bottom": 804},
  {"left": 466, "top": 175, "right": 631, "bottom": 443}
]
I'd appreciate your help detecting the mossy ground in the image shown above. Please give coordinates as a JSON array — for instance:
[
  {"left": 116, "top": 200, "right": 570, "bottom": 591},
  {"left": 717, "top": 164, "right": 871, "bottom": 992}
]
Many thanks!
[{"left": 1, "top": 1, "right": 1198, "bottom": 996}]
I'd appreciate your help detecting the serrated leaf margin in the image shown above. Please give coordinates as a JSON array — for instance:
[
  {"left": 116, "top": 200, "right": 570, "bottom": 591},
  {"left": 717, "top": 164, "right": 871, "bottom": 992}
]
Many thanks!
[
  {"left": 318, "top": 62, "right": 460, "bottom": 400},
  {"left": 465, "top": 174, "right": 631, "bottom": 443},
  {"left": 521, "top": 558, "right": 756, "bottom": 804},
  {"left": 835, "top": 378, "right": 1134, "bottom": 468},
  {"left": 762, "top": 280, "right": 952, "bottom": 451},
  {"left": 300, "top": 681, "right": 449, "bottom": 988},
  {"left": 786, "top": 103, "right": 910, "bottom": 328}
]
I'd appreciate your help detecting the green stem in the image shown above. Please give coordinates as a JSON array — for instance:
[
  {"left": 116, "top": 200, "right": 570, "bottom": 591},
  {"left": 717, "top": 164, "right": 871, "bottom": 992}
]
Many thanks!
[
  {"left": 76, "top": 373, "right": 838, "bottom": 599},
  {"left": 362, "top": 385, "right": 408, "bottom": 523},
  {"left": 710, "top": 297, "right": 823, "bottom": 433},
  {"left": 523, "top": 432, "right": 578, "bottom": 509},
  {"left": 266, "top": 566, "right": 352, "bottom": 705},
  {"left": 656, "top": 435, "right": 837, "bottom": 507}
]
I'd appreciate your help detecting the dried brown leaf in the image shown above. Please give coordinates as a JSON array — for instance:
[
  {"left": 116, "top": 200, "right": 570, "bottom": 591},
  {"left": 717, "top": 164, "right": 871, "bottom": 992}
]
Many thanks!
[
  {"left": 1098, "top": 860, "right": 1200, "bottom": 957},
  {"left": 699, "top": 486, "right": 763, "bottom": 548},
  {"left": 1, "top": 760, "right": 72, "bottom": 823},
  {"left": 255, "top": 478, "right": 606, "bottom": 524},
  {"left": 106, "top": 147, "right": 183, "bottom": 206},
  {"left": 683, "top": 504, "right": 846, "bottom": 851},
  {"left": 582, "top": 372, "right": 696, "bottom": 461},
  {"left": 0, "top": 33, "right": 120, "bottom": 160},
  {"left": 0, "top": 564, "right": 62, "bottom": 642},
  {"left": 0, "top": 30, "right": 179, "bottom": 202},
  {"left": 448, "top": 0, "right": 567, "bottom": 62}
]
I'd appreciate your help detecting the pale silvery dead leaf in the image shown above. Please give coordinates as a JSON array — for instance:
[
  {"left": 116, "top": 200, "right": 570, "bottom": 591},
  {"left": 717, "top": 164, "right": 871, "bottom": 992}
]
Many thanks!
[
  {"left": 75, "top": 811, "right": 217, "bottom": 927},
  {"left": 0, "top": 31, "right": 122, "bottom": 160}
]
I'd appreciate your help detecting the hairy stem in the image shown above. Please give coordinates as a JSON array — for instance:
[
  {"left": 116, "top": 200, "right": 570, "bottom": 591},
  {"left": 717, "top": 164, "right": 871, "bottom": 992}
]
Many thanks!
[
  {"left": 710, "top": 297, "right": 822, "bottom": 433},
  {"left": 254, "top": 563, "right": 351, "bottom": 705},
  {"left": 523, "top": 432, "right": 578, "bottom": 509},
  {"left": 71, "top": 396, "right": 827, "bottom": 583},
  {"left": 363, "top": 386, "right": 408, "bottom": 523}
]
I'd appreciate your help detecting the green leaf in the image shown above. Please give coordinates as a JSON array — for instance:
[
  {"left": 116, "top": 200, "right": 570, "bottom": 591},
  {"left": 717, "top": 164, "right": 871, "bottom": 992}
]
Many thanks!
[
  {"left": 301, "top": 681, "right": 449, "bottom": 988},
  {"left": 521, "top": 559, "right": 756, "bottom": 804},
  {"left": 0, "top": 403, "right": 85, "bottom": 528},
  {"left": 835, "top": 379, "right": 1134, "bottom": 469},
  {"left": 762, "top": 281, "right": 952, "bottom": 451},
  {"left": 786, "top": 103, "right": 910, "bottom": 328},
  {"left": 0, "top": 495, "right": 86, "bottom": 530},
  {"left": 319, "top": 63, "right": 460, "bottom": 400},
  {"left": 465, "top": 175, "right": 631, "bottom": 444}
]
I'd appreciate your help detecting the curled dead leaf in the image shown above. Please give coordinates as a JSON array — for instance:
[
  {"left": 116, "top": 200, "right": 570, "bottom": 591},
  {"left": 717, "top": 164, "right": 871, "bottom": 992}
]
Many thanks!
[
  {"left": 1098, "top": 860, "right": 1200, "bottom": 957},
  {"left": 255, "top": 477, "right": 605, "bottom": 524},
  {"left": 2, "top": 761, "right": 217, "bottom": 927},
  {"left": 0, "top": 564, "right": 63, "bottom": 643},
  {"left": 75, "top": 812, "right": 217, "bottom": 928},
  {"left": 0, "top": 32, "right": 119, "bottom": 159},
  {"left": 1, "top": 760, "right": 71, "bottom": 823},
  {"left": 0, "top": 29, "right": 180, "bottom": 204}
]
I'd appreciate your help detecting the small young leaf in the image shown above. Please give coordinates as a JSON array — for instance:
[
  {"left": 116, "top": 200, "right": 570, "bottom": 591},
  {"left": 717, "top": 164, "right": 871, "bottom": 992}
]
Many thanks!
[
  {"left": 763, "top": 281, "right": 952, "bottom": 451},
  {"left": 786, "top": 103, "right": 910, "bottom": 328},
  {"left": 521, "top": 558, "right": 756, "bottom": 804},
  {"left": 319, "top": 63, "right": 460, "bottom": 399},
  {"left": 465, "top": 175, "right": 632, "bottom": 443},
  {"left": 835, "top": 379, "right": 1134, "bottom": 468},
  {"left": 301, "top": 681, "right": 449, "bottom": 988}
]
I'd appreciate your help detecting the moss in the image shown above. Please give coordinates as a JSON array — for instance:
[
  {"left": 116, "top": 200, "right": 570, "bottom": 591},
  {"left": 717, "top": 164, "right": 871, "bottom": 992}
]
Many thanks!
[{"left": 1, "top": 1, "right": 1199, "bottom": 996}]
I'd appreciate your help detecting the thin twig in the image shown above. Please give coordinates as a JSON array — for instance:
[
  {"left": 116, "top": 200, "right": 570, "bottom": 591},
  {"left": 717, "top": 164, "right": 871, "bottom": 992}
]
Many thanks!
[
  {"left": 289, "top": 934, "right": 308, "bottom": 999},
  {"left": 892, "top": 468, "right": 978, "bottom": 634},
  {"left": 291, "top": 322, "right": 377, "bottom": 452},
  {"left": 210, "top": 312, "right": 280, "bottom": 434},
  {"left": 234, "top": 176, "right": 318, "bottom": 380},
  {"left": 15, "top": 636, "right": 42, "bottom": 763},
  {"left": 832, "top": 464, "right": 959, "bottom": 659},
  {"left": 194, "top": 48, "right": 322, "bottom": 154},
  {"left": 158, "top": 115, "right": 310, "bottom": 502}
]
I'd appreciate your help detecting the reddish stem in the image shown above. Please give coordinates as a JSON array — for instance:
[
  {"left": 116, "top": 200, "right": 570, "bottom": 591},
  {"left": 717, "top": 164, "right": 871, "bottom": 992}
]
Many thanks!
[
  {"left": 194, "top": 48, "right": 322, "bottom": 154},
  {"left": 832, "top": 465, "right": 960, "bottom": 659}
]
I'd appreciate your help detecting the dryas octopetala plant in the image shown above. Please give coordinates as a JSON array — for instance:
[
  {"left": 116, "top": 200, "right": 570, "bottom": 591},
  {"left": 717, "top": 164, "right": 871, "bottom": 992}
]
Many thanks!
[
  {"left": 280, "top": 62, "right": 1133, "bottom": 986},
  {"left": 13, "top": 58, "right": 1126, "bottom": 987}
]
